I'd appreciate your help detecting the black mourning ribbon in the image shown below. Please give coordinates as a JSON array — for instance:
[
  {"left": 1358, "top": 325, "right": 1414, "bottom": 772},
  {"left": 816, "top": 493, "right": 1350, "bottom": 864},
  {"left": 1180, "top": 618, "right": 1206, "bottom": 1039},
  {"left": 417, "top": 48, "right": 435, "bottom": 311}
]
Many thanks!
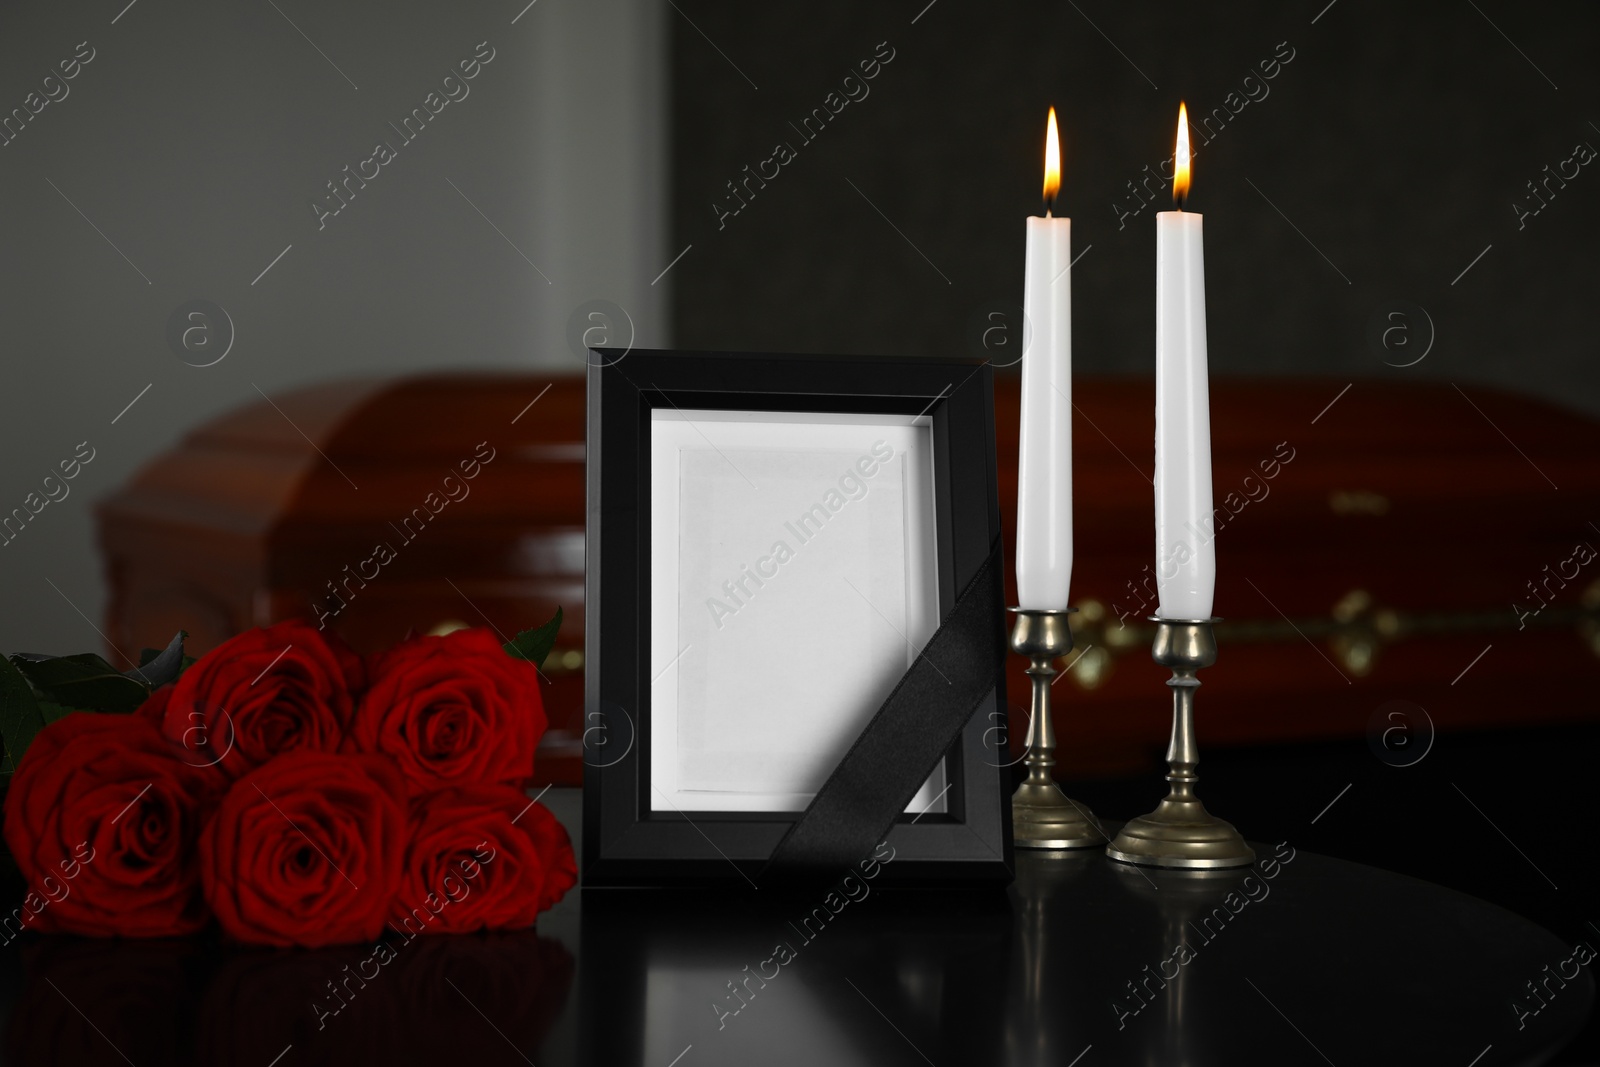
[{"left": 757, "top": 539, "right": 1007, "bottom": 887}]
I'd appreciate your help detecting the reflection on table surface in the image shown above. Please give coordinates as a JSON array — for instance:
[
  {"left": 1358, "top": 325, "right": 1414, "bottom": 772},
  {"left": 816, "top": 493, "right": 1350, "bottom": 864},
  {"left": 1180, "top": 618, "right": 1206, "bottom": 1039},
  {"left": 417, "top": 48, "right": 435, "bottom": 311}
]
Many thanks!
[
  {"left": 578, "top": 848, "right": 1591, "bottom": 1067},
  {"left": 0, "top": 926, "right": 572, "bottom": 1067},
  {"left": 0, "top": 793, "right": 1591, "bottom": 1066}
]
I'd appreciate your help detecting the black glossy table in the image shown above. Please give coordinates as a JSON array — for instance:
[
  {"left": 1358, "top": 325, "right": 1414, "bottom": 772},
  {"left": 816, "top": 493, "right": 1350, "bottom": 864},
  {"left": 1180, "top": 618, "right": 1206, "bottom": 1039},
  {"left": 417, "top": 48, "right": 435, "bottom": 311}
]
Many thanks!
[{"left": 1, "top": 789, "right": 1590, "bottom": 1065}]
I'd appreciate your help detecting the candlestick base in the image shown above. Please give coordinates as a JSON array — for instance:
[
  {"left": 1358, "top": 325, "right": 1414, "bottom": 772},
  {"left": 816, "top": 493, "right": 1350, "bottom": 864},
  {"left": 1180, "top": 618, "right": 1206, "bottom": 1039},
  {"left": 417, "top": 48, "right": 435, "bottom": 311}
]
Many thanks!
[
  {"left": 1102, "top": 799, "right": 1255, "bottom": 869},
  {"left": 1105, "top": 618, "right": 1255, "bottom": 870},
  {"left": 1009, "top": 608, "right": 1107, "bottom": 851}
]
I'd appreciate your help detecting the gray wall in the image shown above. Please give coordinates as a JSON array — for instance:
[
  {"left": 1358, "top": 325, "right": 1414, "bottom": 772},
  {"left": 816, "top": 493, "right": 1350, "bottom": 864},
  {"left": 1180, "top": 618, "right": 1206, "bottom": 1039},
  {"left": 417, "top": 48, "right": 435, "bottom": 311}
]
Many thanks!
[{"left": 0, "top": 0, "right": 667, "bottom": 656}]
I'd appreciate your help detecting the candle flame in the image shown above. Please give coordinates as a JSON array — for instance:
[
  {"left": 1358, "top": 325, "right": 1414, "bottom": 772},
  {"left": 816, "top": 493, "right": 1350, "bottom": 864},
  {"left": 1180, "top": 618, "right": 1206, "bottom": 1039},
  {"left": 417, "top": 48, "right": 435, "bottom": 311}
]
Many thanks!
[
  {"left": 1043, "top": 107, "right": 1061, "bottom": 211},
  {"left": 1173, "top": 102, "right": 1191, "bottom": 209}
]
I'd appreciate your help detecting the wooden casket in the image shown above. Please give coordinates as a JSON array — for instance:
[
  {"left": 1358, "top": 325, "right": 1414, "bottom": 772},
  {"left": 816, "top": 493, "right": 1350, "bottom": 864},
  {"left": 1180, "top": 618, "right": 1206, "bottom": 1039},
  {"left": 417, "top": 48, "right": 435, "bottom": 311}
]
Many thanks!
[{"left": 97, "top": 372, "right": 1600, "bottom": 784}]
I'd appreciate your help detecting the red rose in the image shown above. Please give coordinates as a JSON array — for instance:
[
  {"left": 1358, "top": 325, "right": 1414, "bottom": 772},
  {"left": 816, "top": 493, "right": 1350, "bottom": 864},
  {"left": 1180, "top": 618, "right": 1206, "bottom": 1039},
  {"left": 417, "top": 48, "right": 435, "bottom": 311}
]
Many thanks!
[
  {"left": 1, "top": 712, "right": 215, "bottom": 937},
  {"left": 518, "top": 798, "right": 578, "bottom": 912},
  {"left": 344, "top": 629, "right": 546, "bottom": 796},
  {"left": 159, "top": 620, "right": 364, "bottom": 777},
  {"left": 390, "top": 785, "right": 576, "bottom": 935},
  {"left": 133, "top": 683, "right": 171, "bottom": 727},
  {"left": 199, "top": 751, "right": 407, "bottom": 948}
]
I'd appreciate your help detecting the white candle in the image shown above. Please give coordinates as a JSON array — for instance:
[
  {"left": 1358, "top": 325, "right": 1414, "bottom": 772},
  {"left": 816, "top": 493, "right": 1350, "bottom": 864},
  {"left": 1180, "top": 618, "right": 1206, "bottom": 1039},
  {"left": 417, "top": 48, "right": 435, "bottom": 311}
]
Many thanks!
[
  {"left": 1016, "top": 107, "right": 1073, "bottom": 610},
  {"left": 1155, "top": 103, "right": 1216, "bottom": 620}
]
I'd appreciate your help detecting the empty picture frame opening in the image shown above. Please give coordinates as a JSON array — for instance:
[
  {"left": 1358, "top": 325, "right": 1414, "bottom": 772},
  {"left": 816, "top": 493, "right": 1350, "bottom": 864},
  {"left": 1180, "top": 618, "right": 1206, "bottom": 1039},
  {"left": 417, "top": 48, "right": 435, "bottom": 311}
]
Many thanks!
[{"left": 648, "top": 409, "right": 946, "bottom": 814}]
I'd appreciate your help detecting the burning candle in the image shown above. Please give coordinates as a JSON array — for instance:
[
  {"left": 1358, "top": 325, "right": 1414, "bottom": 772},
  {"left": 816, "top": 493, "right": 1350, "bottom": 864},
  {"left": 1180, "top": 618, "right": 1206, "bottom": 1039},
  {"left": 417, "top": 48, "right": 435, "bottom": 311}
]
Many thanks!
[
  {"left": 1154, "top": 102, "right": 1216, "bottom": 620},
  {"left": 1016, "top": 106, "right": 1074, "bottom": 610}
]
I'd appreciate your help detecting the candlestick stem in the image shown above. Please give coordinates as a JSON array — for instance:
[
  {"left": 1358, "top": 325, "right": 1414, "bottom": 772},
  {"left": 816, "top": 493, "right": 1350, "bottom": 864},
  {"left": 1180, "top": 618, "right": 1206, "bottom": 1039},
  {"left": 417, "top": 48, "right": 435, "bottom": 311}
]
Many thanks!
[
  {"left": 1008, "top": 608, "right": 1105, "bottom": 850},
  {"left": 1105, "top": 618, "right": 1254, "bottom": 869},
  {"left": 1167, "top": 665, "right": 1199, "bottom": 802}
]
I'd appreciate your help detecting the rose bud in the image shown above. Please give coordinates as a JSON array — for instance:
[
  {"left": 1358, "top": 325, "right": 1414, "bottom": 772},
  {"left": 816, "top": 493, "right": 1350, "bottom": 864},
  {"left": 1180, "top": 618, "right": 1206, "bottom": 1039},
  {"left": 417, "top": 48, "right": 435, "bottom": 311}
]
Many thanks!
[
  {"left": 390, "top": 785, "right": 576, "bottom": 936},
  {"left": 2, "top": 712, "right": 215, "bottom": 938},
  {"left": 157, "top": 620, "right": 364, "bottom": 777},
  {"left": 199, "top": 751, "right": 407, "bottom": 948},
  {"left": 344, "top": 629, "right": 545, "bottom": 796}
]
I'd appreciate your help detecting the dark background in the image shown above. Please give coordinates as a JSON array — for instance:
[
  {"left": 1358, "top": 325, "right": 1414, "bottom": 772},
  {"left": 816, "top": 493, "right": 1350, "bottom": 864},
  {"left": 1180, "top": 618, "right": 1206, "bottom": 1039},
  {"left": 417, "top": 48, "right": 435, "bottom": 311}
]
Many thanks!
[{"left": 670, "top": 0, "right": 1600, "bottom": 409}]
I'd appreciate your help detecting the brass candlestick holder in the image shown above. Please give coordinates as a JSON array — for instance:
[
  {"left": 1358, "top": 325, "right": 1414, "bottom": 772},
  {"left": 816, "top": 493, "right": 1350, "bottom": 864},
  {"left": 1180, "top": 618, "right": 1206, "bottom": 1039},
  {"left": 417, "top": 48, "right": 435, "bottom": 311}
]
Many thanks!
[
  {"left": 1008, "top": 607, "right": 1105, "bottom": 850},
  {"left": 1105, "top": 618, "right": 1255, "bottom": 869}
]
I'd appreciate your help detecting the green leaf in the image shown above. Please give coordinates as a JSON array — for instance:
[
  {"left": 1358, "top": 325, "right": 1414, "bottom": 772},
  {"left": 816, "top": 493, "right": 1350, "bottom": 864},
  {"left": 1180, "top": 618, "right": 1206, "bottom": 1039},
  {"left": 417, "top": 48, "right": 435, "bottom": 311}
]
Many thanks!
[
  {"left": 8, "top": 652, "right": 151, "bottom": 714},
  {"left": 125, "top": 631, "right": 187, "bottom": 690},
  {"left": 504, "top": 607, "right": 563, "bottom": 669},
  {"left": 1, "top": 657, "right": 49, "bottom": 775},
  {"left": 12, "top": 651, "right": 119, "bottom": 672},
  {"left": 36, "top": 701, "right": 75, "bottom": 725}
]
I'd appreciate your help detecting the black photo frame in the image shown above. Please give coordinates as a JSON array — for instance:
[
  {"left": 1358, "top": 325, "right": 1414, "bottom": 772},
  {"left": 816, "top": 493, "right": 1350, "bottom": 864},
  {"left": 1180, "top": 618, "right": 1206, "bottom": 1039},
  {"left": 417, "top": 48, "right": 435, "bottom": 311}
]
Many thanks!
[{"left": 583, "top": 350, "right": 1011, "bottom": 886}]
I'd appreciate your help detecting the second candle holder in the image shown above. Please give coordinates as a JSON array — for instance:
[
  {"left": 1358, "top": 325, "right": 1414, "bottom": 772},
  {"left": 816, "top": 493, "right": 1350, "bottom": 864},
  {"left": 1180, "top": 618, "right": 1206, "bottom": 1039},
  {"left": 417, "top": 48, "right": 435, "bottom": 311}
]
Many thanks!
[
  {"left": 1105, "top": 617, "right": 1255, "bottom": 869},
  {"left": 1008, "top": 607, "right": 1105, "bottom": 850}
]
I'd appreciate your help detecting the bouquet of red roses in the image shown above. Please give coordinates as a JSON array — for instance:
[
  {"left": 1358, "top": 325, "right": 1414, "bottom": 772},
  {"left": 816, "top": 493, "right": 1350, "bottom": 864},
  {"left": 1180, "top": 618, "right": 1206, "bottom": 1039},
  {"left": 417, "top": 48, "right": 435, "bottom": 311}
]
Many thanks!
[{"left": 0, "top": 617, "right": 576, "bottom": 948}]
